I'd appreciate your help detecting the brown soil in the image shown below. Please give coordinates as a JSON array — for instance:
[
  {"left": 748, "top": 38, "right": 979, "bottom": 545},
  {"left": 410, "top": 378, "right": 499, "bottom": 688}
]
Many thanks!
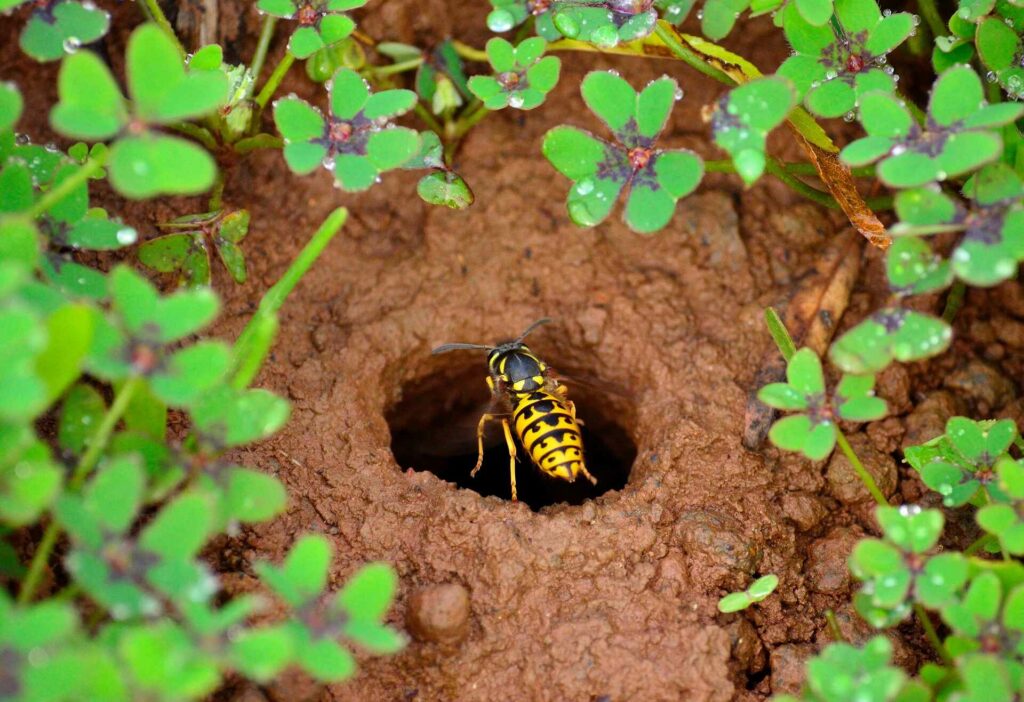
[{"left": 8, "top": 1, "right": 1022, "bottom": 700}]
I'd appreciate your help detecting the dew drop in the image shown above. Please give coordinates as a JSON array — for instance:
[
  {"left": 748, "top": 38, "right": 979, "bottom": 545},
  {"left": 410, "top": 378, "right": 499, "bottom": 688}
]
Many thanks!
[
  {"left": 575, "top": 178, "right": 595, "bottom": 195},
  {"left": 509, "top": 93, "right": 525, "bottom": 108},
  {"left": 63, "top": 36, "right": 81, "bottom": 53},
  {"left": 116, "top": 227, "right": 138, "bottom": 245}
]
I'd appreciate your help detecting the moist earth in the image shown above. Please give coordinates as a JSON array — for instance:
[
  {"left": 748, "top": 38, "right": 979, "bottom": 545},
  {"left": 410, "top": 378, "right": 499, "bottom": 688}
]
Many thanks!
[{"left": 4, "top": 1, "right": 1022, "bottom": 700}]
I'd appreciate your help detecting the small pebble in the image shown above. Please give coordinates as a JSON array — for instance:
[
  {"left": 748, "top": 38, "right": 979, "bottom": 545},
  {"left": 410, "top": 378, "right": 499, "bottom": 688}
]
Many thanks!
[
  {"left": 780, "top": 492, "right": 828, "bottom": 532},
  {"left": 826, "top": 434, "right": 896, "bottom": 505},
  {"left": 806, "top": 527, "right": 860, "bottom": 594},
  {"left": 407, "top": 583, "right": 471, "bottom": 645},
  {"left": 944, "top": 359, "right": 1017, "bottom": 414},
  {"left": 902, "top": 390, "right": 964, "bottom": 450},
  {"left": 770, "top": 643, "right": 816, "bottom": 695}
]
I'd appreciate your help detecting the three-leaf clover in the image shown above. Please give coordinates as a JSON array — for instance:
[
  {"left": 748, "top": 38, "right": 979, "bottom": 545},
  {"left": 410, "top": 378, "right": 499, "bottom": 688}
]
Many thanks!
[
  {"left": 710, "top": 76, "right": 797, "bottom": 185},
  {"left": 774, "top": 636, "right": 906, "bottom": 702},
  {"left": 487, "top": 0, "right": 560, "bottom": 38},
  {"left": 841, "top": 66, "right": 1024, "bottom": 188},
  {"left": 468, "top": 38, "right": 561, "bottom": 110},
  {"left": 542, "top": 70, "right": 703, "bottom": 233},
  {"left": 49, "top": 23, "right": 228, "bottom": 198},
  {"left": 850, "top": 506, "right": 968, "bottom": 626},
  {"left": 978, "top": 458, "right": 1024, "bottom": 555},
  {"left": 551, "top": 0, "right": 658, "bottom": 48},
  {"left": 255, "top": 0, "right": 366, "bottom": 59},
  {"left": 777, "top": 0, "right": 914, "bottom": 117},
  {"left": 885, "top": 236, "right": 953, "bottom": 296},
  {"left": 7, "top": 0, "right": 111, "bottom": 62},
  {"left": 916, "top": 418, "right": 1017, "bottom": 507},
  {"left": 139, "top": 209, "right": 251, "bottom": 287},
  {"left": 256, "top": 536, "right": 405, "bottom": 682},
  {"left": 941, "top": 571, "right": 1024, "bottom": 660},
  {"left": 275, "top": 68, "right": 420, "bottom": 191},
  {"left": 758, "top": 348, "right": 887, "bottom": 460},
  {"left": 828, "top": 307, "right": 952, "bottom": 374},
  {"left": 86, "top": 266, "right": 230, "bottom": 407}
]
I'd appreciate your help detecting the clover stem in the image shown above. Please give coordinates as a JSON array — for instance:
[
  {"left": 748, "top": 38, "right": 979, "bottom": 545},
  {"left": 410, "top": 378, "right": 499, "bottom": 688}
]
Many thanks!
[
  {"left": 914, "top": 604, "right": 953, "bottom": 665},
  {"left": 413, "top": 104, "right": 444, "bottom": 136},
  {"left": 964, "top": 533, "right": 996, "bottom": 556},
  {"left": 836, "top": 430, "right": 888, "bottom": 505},
  {"left": 27, "top": 153, "right": 108, "bottom": 220},
  {"left": 764, "top": 159, "right": 841, "bottom": 209},
  {"left": 251, "top": 16, "right": 279, "bottom": 82},
  {"left": 651, "top": 22, "right": 737, "bottom": 86},
  {"left": 444, "top": 99, "right": 491, "bottom": 161},
  {"left": 234, "top": 134, "right": 285, "bottom": 153},
  {"left": 140, "top": 0, "right": 187, "bottom": 59},
  {"left": 168, "top": 122, "right": 219, "bottom": 151},
  {"left": 255, "top": 50, "right": 297, "bottom": 110},
  {"left": 915, "top": 0, "right": 946, "bottom": 45},
  {"left": 208, "top": 173, "right": 225, "bottom": 211},
  {"left": 18, "top": 377, "right": 143, "bottom": 605},
  {"left": 942, "top": 281, "right": 967, "bottom": 323},
  {"left": 366, "top": 57, "right": 425, "bottom": 77},
  {"left": 451, "top": 40, "right": 489, "bottom": 63},
  {"left": 824, "top": 610, "right": 845, "bottom": 642}
]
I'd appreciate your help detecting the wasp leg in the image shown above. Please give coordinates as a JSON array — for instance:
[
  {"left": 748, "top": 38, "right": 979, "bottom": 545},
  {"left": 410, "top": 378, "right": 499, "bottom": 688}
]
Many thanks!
[
  {"left": 500, "top": 418, "right": 519, "bottom": 502},
  {"left": 579, "top": 463, "right": 598, "bottom": 486},
  {"left": 471, "top": 413, "right": 500, "bottom": 478},
  {"left": 565, "top": 400, "right": 585, "bottom": 426}
]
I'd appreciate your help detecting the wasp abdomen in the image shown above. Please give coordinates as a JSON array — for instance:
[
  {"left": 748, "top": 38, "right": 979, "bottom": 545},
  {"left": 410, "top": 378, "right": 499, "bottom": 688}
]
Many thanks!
[{"left": 512, "top": 392, "right": 586, "bottom": 482}]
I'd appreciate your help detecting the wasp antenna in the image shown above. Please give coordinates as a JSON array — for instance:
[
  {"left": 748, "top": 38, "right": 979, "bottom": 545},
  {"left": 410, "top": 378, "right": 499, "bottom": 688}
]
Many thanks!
[
  {"left": 516, "top": 317, "right": 553, "bottom": 343},
  {"left": 432, "top": 342, "right": 493, "bottom": 355}
]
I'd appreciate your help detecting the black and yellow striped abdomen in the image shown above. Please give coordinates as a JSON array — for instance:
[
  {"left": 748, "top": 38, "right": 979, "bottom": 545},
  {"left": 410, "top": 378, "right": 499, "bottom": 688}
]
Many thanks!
[{"left": 512, "top": 391, "right": 586, "bottom": 482}]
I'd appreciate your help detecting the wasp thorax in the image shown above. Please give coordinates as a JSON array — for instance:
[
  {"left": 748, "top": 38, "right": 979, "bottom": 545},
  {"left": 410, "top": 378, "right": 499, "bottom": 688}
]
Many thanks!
[
  {"left": 330, "top": 121, "right": 353, "bottom": 142},
  {"left": 297, "top": 3, "right": 319, "bottom": 25},
  {"left": 628, "top": 146, "right": 653, "bottom": 170}
]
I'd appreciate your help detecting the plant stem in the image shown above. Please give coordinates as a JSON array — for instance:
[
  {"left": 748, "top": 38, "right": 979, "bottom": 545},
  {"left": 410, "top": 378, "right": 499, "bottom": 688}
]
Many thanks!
[
  {"left": 836, "top": 430, "right": 888, "bottom": 505},
  {"left": 168, "top": 122, "right": 219, "bottom": 151},
  {"left": 18, "top": 377, "right": 143, "bottom": 604},
  {"left": 251, "top": 16, "right": 278, "bottom": 81},
  {"left": 140, "top": 0, "right": 187, "bottom": 59},
  {"left": 414, "top": 104, "right": 444, "bottom": 136},
  {"left": 28, "top": 153, "right": 108, "bottom": 220},
  {"left": 765, "top": 158, "right": 841, "bottom": 210},
  {"left": 652, "top": 22, "right": 737, "bottom": 86},
  {"left": 914, "top": 603, "right": 952, "bottom": 665},
  {"left": 964, "top": 533, "right": 995, "bottom": 556},
  {"left": 234, "top": 134, "right": 285, "bottom": 153},
  {"left": 916, "top": 0, "right": 946, "bottom": 43},
  {"left": 208, "top": 172, "right": 225, "bottom": 211},
  {"left": 451, "top": 39, "right": 489, "bottom": 63},
  {"left": 255, "top": 51, "right": 296, "bottom": 110},
  {"left": 942, "top": 281, "right": 967, "bottom": 322},
  {"left": 824, "top": 609, "right": 845, "bottom": 642},
  {"left": 366, "top": 57, "right": 425, "bottom": 77}
]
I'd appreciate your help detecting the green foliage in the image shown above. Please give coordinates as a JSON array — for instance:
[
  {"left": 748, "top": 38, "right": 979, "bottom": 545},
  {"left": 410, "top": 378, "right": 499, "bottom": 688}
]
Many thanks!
[
  {"left": 718, "top": 574, "right": 779, "bottom": 612},
  {"left": 49, "top": 23, "right": 228, "bottom": 198},
  {"left": 777, "top": 0, "right": 914, "bottom": 118},
  {"left": 543, "top": 70, "right": 703, "bottom": 233},
  {"left": 468, "top": 38, "right": 561, "bottom": 110},
  {"left": 774, "top": 636, "right": 909, "bottom": 702},
  {"left": 758, "top": 348, "right": 886, "bottom": 460},
  {"left": 274, "top": 67, "right": 420, "bottom": 190},
  {"left": 139, "top": 209, "right": 251, "bottom": 286},
  {"left": 487, "top": 0, "right": 560, "bottom": 38},
  {"left": 255, "top": 0, "right": 367, "bottom": 59},
  {"left": 5, "top": 0, "right": 111, "bottom": 62},
  {"left": 828, "top": 308, "right": 952, "bottom": 374},
  {"left": 551, "top": 0, "right": 658, "bottom": 48},
  {"left": 710, "top": 76, "right": 797, "bottom": 185}
]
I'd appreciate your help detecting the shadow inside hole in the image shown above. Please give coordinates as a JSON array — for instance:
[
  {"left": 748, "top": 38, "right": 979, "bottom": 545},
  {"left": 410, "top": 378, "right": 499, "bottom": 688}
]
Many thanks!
[{"left": 387, "top": 360, "right": 637, "bottom": 511}]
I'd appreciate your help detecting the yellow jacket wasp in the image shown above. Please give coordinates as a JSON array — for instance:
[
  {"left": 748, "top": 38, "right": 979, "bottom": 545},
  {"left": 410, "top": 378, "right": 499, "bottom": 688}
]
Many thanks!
[{"left": 432, "top": 319, "right": 597, "bottom": 502}]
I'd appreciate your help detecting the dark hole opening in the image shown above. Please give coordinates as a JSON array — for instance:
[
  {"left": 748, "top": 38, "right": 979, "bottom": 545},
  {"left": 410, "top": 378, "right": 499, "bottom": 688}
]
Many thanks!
[{"left": 387, "top": 359, "right": 637, "bottom": 511}]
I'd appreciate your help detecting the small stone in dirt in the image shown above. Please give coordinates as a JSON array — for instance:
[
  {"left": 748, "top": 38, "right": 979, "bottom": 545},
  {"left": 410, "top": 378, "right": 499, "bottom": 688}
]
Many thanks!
[
  {"left": 993, "top": 315, "right": 1024, "bottom": 349},
  {"left": 674, "top": 509, "right": 760, "bottom": 587},
  {"left": 866, "top": 417, "right": 904, "bottom": 454},
  {"left": 806, "top": 527, "right": 861, "bottom": 595},
  {"left": 999, "top": 398, "right": 1024, "bottom": 433},
  {"left": 825, "top": 434, "right": 896, "bottom": 505},
  {"left": 229, "top": 685, "right": 271, "bottom": 702},
  {"left": 407, "top": 583, "right": 471, "bottom": 645},
  {"left": 944, "top": 359, "right": 1017, "bottom": 414},
  {"left": 874, "top": 364, "right": 911, "bottom": 415},
  {"left": 780, "top": 492, "right": 828, "bottom": 532},
  {"left": 770, "top": 643, "right": 816, "bottom": 695},
  {"left": 723, "top": 616, "right": 766, "bottom": 675},
  {"left": 902, "top": 390, "right": 965, "bottom": 450},
  {"left": 996, "top": 280, "right": 1024, "bottom": 318}
]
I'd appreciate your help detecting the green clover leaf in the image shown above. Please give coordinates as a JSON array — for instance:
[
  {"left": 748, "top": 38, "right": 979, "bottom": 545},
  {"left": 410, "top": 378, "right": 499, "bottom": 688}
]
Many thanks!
[
  {"left": 941, "top": 572, "right": 1024, "bottom": 662},
  {"left": 543, "top": 70, "right": 703, "bottom": 233},
  {"left": 829, "top": 307, "right": 952, "bottom": 374},
  {"left": 801, "top": 637, "right": 906, "bottom": 702},
  {"left": 885, "top": 236, "right": 953, "bottom": 295},
  {"left": 978, "top": 458, "right": 1024, "bottom": 555},
  {"left": 850, "top": 506, "right": 967, "bottom": 624},
  {"left": 778, "top": 0, "right": 914, "bottom": 117},
  {"left": 841, "top": 66, "right": 1023, "bottom": 187},
  {"left": 0, "top": 82, "right": 23, "bottom": 133},
  {"left": 468, "top": 37, "right": 561, "bottom": 111},
  {"left": 711, "top": 76, "right": 797, "bottom": 185},
  {"left": 551, "top": 0, "right": 658, "bottom": 48},
  {"left": 717, "top": 574, "right": 779, "bottom": 612},
  {"left": 17, "top": 0, "right": 110, "bottom": 62},
  {"left": 487, "top": 0, "right": 561, "bottom": 39},
  {"left": 0, "top": 424, "right": 62, "bottom": 525},
  {"left": 139, "top": 209, "right": 250, "bottom": 287},
  {"left": 50, "top": 24, "right": 228, "bottom": 198},
  {"left": 256, "top": 0, "right": 366, "bottom": 59},
  {"left": 657, "top": 0, "right": 696, "bottom": 25},
  {"left": 275, "top": 68, "right": 420, "bottom": 191},
  {"left": 759, "top": 348, "right": 886, "bottom": 461}
]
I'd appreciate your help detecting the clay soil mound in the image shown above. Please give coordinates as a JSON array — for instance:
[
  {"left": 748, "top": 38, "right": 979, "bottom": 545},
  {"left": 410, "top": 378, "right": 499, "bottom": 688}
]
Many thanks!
[{"left": 13, "top": 1, "right": 1014, "bottom": 699}]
